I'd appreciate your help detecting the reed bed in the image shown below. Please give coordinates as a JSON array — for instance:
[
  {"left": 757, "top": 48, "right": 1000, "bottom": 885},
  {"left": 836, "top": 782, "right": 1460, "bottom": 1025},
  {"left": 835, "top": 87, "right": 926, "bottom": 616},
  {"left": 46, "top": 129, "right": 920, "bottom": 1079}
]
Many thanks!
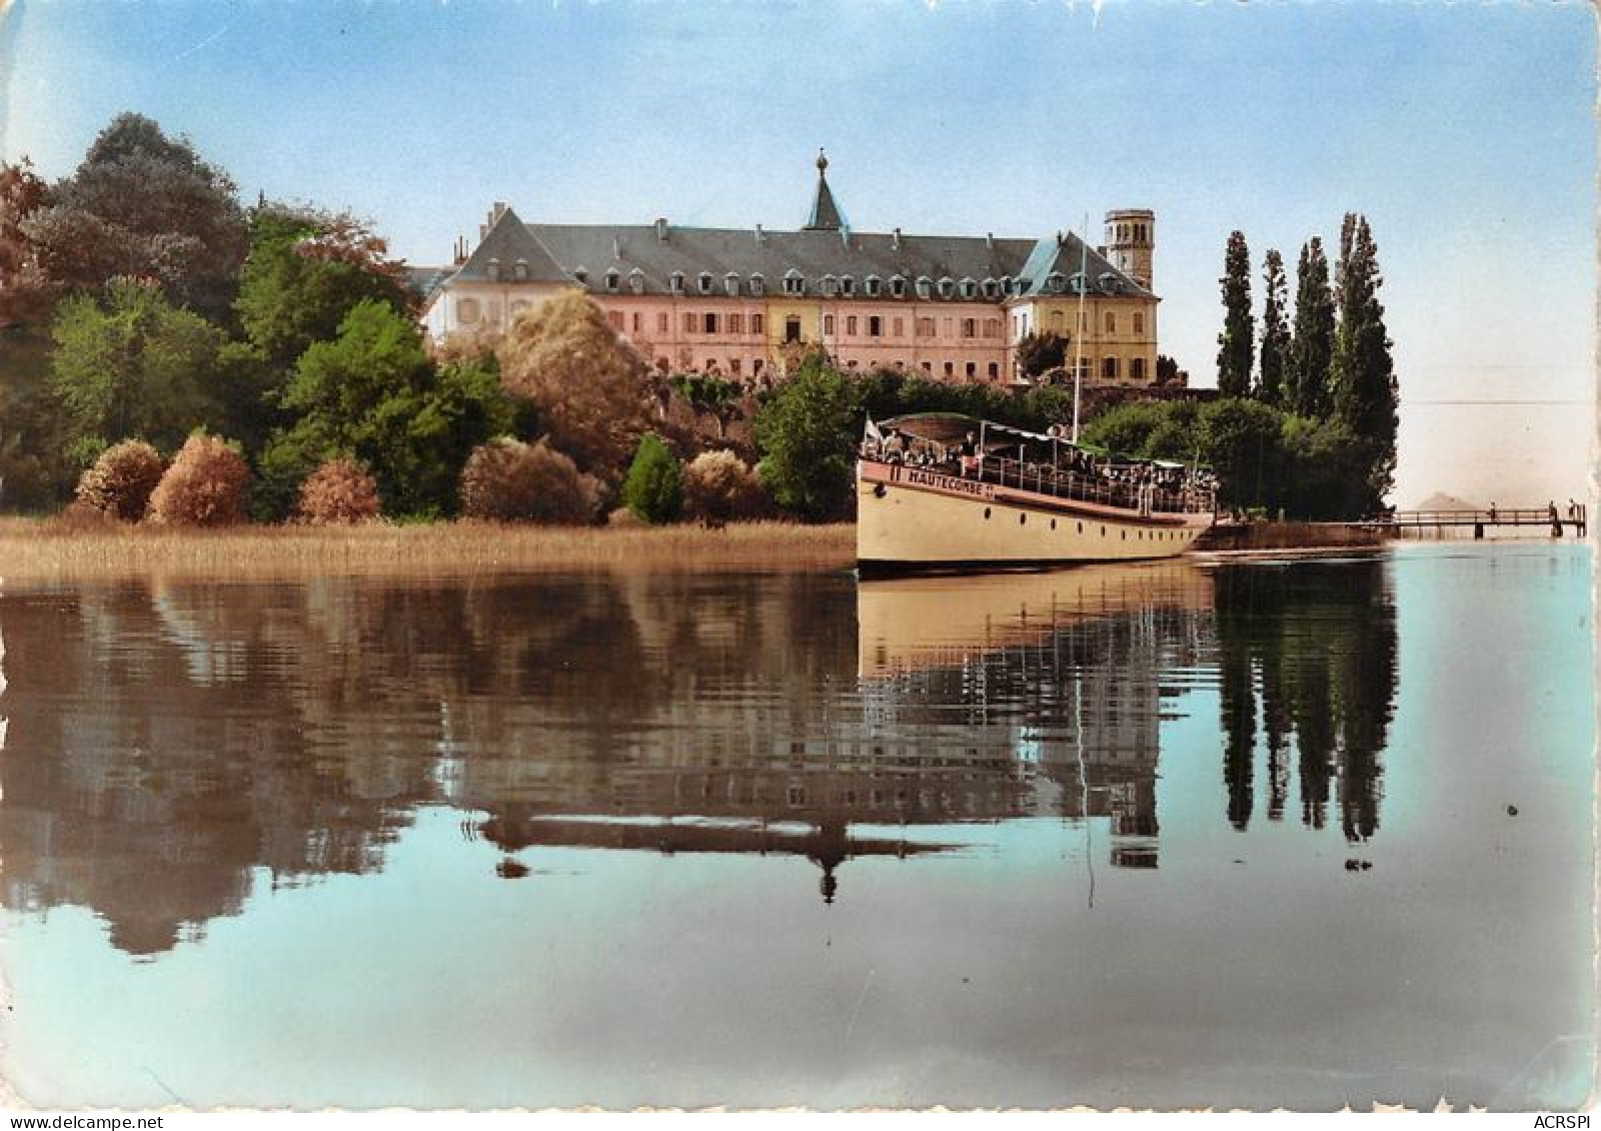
[{"left": 0, "top": 517, "right": 857, "bottom": 582}]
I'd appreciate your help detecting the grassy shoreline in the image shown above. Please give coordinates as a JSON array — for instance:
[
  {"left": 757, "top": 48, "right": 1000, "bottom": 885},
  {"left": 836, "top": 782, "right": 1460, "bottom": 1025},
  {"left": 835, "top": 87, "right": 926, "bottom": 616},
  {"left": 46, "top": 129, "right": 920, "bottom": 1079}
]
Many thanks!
[{"left": 0, "top": 518, "right": 857, "bottom": 581}]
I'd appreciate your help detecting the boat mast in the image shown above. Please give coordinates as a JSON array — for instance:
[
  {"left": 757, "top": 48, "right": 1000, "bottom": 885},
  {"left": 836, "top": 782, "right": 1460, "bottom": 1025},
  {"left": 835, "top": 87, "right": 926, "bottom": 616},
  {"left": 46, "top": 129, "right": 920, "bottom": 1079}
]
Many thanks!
[{"left": 1071, "top": 213, "right": 1089, "bottom": 444}]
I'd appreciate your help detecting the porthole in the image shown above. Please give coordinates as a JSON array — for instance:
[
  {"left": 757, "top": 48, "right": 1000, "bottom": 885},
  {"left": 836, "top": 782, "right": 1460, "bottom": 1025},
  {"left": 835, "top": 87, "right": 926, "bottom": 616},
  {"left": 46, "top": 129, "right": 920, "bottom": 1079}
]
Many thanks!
[
  {"left": 873, "top": 484, "right": 887, "bottom": 498},
  {"left": 984, "top": 507, "right": 992, "bottom": 520}
]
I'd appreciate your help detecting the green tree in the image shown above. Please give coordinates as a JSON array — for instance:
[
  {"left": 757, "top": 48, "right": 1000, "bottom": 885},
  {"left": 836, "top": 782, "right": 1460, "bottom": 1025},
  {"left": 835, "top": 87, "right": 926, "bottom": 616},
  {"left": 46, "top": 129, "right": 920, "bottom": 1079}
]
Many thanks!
[
  {"left": 622, "top": 433, "right": 684, "bottom": 524},
  {"left": 261, "top": 300, "right": 514, "bottom": 519},
  {"left": 498, "top": 290, "right": 650, "bottom": 480},
  {"left": 21, "top": 113, "right": 248, "bottom": 319},
  {"left": 49, "top": 277, "right": 226, "bottom": 465},
  {"left": 752, "top": 354, "right": 857, "bottom": 520},
  {"left": 1258, "top": 249, "right": 1291, "bottom": 408},
  {"left": 1216, "top": 230, "right": 1254, "bottom": 398},
  {"left": 1290, "top": 237, "right": 1336, "bottom": 418},
  {"left": 1015, "top": 330, "right": 1070, "bottom": 380},
  {"left": 1330, "top": 213, "right": 1399, "bottom": 509},
  {"left": 1199, "top": 398, "right": 1284, "bottom": 513},
  {"left": 235, "top": 204, "right": 411, "bottom": 370}
]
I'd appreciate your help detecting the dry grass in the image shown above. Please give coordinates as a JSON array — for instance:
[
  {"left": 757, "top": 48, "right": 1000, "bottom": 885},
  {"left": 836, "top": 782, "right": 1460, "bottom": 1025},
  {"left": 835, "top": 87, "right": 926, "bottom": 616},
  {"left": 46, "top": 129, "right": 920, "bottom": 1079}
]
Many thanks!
[{"left": 0, "top": 517, "right": 856, "bottom": 582}]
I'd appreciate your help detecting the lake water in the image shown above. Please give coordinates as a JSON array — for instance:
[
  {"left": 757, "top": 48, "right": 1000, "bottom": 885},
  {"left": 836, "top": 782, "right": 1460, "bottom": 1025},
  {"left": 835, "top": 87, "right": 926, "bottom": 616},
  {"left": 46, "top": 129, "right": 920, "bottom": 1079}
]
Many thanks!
[{"left": 0, "top": 542, "right": 1592, "bottom": 1111}]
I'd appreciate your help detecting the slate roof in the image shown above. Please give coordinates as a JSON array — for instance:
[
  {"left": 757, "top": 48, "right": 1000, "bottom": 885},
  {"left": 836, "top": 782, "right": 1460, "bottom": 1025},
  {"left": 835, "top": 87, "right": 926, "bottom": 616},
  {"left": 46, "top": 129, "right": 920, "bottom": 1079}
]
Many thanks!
[
  {"left": 452, "top": 205, "right": 569, "bottom": 284},
  {"left": 805, "top": 151, "right": 844, "bottom": 231}
]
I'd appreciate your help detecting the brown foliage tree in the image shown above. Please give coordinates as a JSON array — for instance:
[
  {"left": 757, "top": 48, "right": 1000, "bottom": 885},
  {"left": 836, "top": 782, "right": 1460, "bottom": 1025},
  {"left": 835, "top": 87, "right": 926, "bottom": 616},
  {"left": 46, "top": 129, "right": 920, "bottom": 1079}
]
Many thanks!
[
  {"left": 0, "top": 158, "right": 52, "bottom": 327},
  {"left": 147, "top": 433, "right": 250, "bottom": 526},
  {"left": 74, "top": 439, "right": 165, "bottom": 521},
  {"left": 459, "top": 437, "right": 599, "bottom": 524},
  {"left": 496, "top": 291, "right": 650, "bottom": 480},
  {"left": 682, "top": 449, "right": 768, "bottom": 524},
  {"left": 294, "top": 457, "right": 381, "bottom": 524}
]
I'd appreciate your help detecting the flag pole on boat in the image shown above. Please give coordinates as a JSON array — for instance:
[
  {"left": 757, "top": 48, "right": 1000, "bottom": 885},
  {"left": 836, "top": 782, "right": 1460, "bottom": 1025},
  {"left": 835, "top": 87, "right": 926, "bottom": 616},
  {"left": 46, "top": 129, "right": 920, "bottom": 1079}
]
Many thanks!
[{"left": 1071, "top": 212, "right": 1089, "bottom": 444}]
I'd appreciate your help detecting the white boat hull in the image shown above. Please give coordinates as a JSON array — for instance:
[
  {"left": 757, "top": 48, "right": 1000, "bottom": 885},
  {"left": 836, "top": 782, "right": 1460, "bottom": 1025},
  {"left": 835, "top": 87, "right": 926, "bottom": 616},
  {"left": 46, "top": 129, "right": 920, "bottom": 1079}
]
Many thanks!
[{"left": 857, "top": 459, "right": 1214, "bottom": 570}]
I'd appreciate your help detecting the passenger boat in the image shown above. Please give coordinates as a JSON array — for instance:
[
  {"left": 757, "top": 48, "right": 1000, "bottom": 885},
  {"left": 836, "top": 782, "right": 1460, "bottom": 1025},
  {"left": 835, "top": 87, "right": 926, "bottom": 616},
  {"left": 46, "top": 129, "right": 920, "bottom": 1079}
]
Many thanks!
[{"left": 857, "top": 413, "right": 1216, "bottom": 572}]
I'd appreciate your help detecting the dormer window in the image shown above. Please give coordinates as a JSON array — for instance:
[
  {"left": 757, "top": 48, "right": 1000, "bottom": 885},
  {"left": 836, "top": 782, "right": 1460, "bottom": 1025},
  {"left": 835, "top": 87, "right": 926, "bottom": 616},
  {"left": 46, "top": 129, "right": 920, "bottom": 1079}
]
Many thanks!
[
  {"left": 1069, "top": 272, "right": 1087, "bottom": 294},
  {"left": 784, "top": 268, "right": 804, "bottom": 296},
  {"left": 1099, "top": 272, "right": 1120, "bottom": 294},
  {"left": 840, "top": 275, "right": 855, "bottom": 297},
  {"left": 889, "top": 275, "right": 907, "bottom": 299},
  {"left": 573, "top": 266, "right": 589, "bottom": 286},
  {"left": 914, "top": 276, "right": 932, "bottom": 299},
  {"left": 486, "top": 257, "right": 501, "bottom": 283},
  {"left": 605, "top": 269, "right": 620, "bottom": 293},
  {"left": 750, "top": 272, "right": 766, "bottom": 296},
  {"left": 937, "top": 277, "right": 955, "bottom": 299},
  {"left": 514, "top": 258, "right": 529, "bottom": 282},
  {"left": 959, "top": 277, "right": 977, "bottom": 299},
  {"left": 821, "top": 274, "right": 837, "bottom": 297},
  {"left": 670, "top": 271, "right": 685, "bottom": 294},
  {"left": 629, "top": 267, "right": 646, "bottom": 295},
  {"left": 980, "top": 278, "right": 997, "bottom": 299},
  {"left": 724, "top": 272, "right": 740, "bottom": 296},
  {"left": 999, "top": 275, "right": 1012, "bottom": 295},
  {"left": 1017, "top": 277, "right": 1032, "bottom": 293},
  {"left": 864, "top": 274, "right": 881, "bottom": 298},
  {"left": 698, "top": 272, "right": 714, "bottom": 294},
  {"left": 1045, "top": 272, "right": 1065, "bottom": 294}
]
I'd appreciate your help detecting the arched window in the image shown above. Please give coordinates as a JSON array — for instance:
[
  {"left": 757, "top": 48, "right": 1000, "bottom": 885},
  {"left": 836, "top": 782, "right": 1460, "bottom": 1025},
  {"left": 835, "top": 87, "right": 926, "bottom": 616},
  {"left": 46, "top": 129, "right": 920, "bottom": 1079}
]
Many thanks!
[{"left": 999, "top": 275, "right": 1013, "bottom": 295}]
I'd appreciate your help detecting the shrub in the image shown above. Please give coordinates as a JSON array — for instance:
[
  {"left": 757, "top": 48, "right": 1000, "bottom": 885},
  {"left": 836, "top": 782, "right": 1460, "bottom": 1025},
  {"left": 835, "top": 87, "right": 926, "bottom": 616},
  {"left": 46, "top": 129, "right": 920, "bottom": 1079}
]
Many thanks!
[
  {"left": 459, "top": 437, "right": 599, "bottom": 524},
  {"left": 74, "top": 440, "right": 165, "bottom": 521},
  {"left": 147, "top": 433, "right": 250, "bottom": 527},
  {"left": 295, "top": 457, "right": 381, "bottom": 524},
  {"left": 621, "top": 433, "right": 683, "bottom": 524},
  {"left": 683, "top": 450, "right": 766, "bottom": 524}
]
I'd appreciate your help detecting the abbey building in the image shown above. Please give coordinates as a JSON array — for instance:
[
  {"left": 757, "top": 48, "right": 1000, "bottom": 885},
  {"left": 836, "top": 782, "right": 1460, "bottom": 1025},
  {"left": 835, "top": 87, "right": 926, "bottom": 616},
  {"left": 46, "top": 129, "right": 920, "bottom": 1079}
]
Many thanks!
[{"left": 416, "top": 153, "right": 1161, "bottom": 387}]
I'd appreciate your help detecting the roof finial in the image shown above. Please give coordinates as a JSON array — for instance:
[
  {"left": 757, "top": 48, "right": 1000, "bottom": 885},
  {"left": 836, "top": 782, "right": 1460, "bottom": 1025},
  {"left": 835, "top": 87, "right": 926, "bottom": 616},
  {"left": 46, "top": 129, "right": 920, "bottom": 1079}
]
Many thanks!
[{"left": 817, "top": 147, "right": 828, "bottom": 174}]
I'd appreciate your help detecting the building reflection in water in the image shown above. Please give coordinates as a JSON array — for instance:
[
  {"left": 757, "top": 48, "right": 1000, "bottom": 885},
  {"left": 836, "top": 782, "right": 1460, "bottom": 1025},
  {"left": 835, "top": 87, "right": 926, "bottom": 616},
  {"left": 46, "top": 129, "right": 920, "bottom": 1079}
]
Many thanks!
[{"left": 0, "top": 555, "right": 1398, "bottom": 957}]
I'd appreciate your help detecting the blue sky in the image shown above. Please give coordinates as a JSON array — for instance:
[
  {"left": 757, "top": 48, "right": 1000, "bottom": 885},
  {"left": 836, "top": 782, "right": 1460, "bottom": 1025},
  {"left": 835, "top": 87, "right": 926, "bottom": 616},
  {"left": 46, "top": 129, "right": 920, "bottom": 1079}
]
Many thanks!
[{"left": 3, "top": 0, "right": 1594, "bottom": 505}]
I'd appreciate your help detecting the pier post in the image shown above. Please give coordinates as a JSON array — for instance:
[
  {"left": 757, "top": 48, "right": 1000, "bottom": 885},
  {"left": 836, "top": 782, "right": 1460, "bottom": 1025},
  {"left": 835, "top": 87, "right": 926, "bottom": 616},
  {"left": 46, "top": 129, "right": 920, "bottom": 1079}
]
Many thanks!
[{"left": 1473, "top": 522, "right": 1484, "bottom": 540}]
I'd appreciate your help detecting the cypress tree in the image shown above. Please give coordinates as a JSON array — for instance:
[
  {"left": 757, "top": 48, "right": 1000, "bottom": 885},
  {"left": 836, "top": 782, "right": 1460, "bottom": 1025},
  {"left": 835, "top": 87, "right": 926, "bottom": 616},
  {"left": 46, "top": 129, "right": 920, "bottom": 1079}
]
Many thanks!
[
  {"left": 1216, "top": 230, "right": 1254, "bottom": 398},
  {"left": 1289, "top": 237, "right": 1335, "bottom": 417},
  {"left": 1258, "top": 249, "right": 1291, "bottom": 408},
  {"left": 1330, "top": 214, "right": 1398, "bottom": 508}
]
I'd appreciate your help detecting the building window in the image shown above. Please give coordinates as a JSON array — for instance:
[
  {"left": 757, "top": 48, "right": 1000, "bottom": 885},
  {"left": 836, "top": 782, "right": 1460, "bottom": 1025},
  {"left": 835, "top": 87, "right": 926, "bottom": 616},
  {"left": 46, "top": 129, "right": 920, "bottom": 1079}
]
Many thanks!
[
  {"left": 670, "top": 272, "right": 685, "bottom": 294},
  {"left": 890, "top": 275, "right": 907, "bottom": 298},
  {"left": 961, "top": 318, "right": 976, "bottom": 339},
  {"left": 821, "top": 274, "right": 837, "bottom": 297},
  {"left": 984, "top": 318, "right": 1001, "bottom": 338},
  {"left": 704, "top": 312, "right": 719, "bottom": 334},
  {"left": 1078, "top": 311, "right": 1087, "bottom": 332},
  {"left": 865, "top": 275, "right": 881, "bottom": 297},
  {"left": 981, "top": 278, "right": 997, "bottom": 299},
  {"left": 988, "top": 362, "right": 999, "bottom": 379},
  {"left": 514, "top": 258, "right": 529, "bottom": 282},
  {"left": 824, "top": 314, "right": 836, "bottom": 335},
  {"left": 943, "top": 361, "right": 954, "bottom": 377},
  {"left": 915, "top": 317, "right": 934, "bottom": 338},
  {"left": 657, "top": 312, "right": 669, "bottom": 334},
  {"left": 752, "top": 313, "right": 764, "bottom": 334},
  {"left": 1131, "top": 357, "right": 1146, "bottom": 381},
  {"left": 753, "top": 359, "right": 765, "bottom": 377},
  {"left": 892, "top": 316, "right": 904, "bottom": 338},
  {"left": 724, "top": 273, "right": 740, "bottom": 296},
  {"left": 784, "top": 269, "right": 804, "bottom": 295},
  {"left": 915, "top": 276, "right": 932, "bottom": 299},
  {"left": 629, "top": 268, "right": 645, "bottom": 295},
  {"left": 683, "top": 312, "right": 697, "bottom": 334},
  {"left": 1134, "top": 312, "right": 1145, "bottom": 335},
  {"left": 965, "top": 361, "right": 976, "bottom": 378},
  {"left": 869, "top": 315, "right": 882, "bottom": 338},
  {"left": 632, "top": 312, "right": 643, "bottom": 334},
  {"left": 847, "top": 315, "right": 858, "bottom": 336},
  {"left": 750, "top": 273, "right": 765, "bottom": 296},
  {"left": 959, "top": 278, "right": 977, "bottom": 299},
  {"left": 730, "top": 358, "right": 742, "bottom": 376},
  {"left": 937, "top": 277, "right": 955, "bottom": 299},
  {"left": 607, "top": 311, "right": 624, "bottom": 330},
  {"left": 728, "top": 312, "right": 744, "bottom": 334},
  {"left": 456, "top": 298, "right": 481, "bottom": 324},
  {"left": 841, "top": 275, "right": 855, "bottom": 296},
  {"left": 922, "top": 361, "right": 932, "bottom": 373},
  {"left": 1105, "top": 311, "right": 1116, "bottom": 334},
  {"left": 486, "top": 258, "right": 501, "bottom": 282},
  {"left": 699, "top": 272, "right": 714, "bottom": 294},
  {"left": 1102, "top": 357, "right": 1119, "bottom": 380},
  {"left": 605, "top": 270, "right": 620, "bottom": 292},
  {"left": 1000, "top": 275, "right": 1013, "bottom": 295},
  {"left": 785, "top": 316, "right": 802, "bottom": 343}
]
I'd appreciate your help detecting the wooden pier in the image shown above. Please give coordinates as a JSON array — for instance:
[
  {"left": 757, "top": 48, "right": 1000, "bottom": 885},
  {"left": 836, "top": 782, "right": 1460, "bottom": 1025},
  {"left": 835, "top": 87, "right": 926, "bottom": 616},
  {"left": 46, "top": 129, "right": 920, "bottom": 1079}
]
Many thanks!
[{"left": 1372, "top": 505, "right": 1588, "bottom": 540}]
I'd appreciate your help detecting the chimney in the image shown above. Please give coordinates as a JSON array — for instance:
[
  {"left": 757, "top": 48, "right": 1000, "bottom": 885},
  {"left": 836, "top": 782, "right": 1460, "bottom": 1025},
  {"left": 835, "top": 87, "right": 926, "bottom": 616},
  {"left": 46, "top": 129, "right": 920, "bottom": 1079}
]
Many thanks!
[
  {"left": 755, "top": 223, "right": 764, "bottom": 245},
  {"left": 612, "top": 236, "right": 622, "bottom": 260},
  {"left": 986, "top": 232, "right": 994, "bottom": 250},
  {"left": 655, "top": 217, "right": 668, "bottom": 243},
  {"left": 491, "top": 201, "right": 508, "bottom": 225},
  {"left": 892, "top": 227, "right": 901, "bottom": 251},
  {"left": 479, "top": 223, "right": 488, "bottom": 241},
  {"left": 1056, "top": 230, "right": 1064, "bottom": 247}
]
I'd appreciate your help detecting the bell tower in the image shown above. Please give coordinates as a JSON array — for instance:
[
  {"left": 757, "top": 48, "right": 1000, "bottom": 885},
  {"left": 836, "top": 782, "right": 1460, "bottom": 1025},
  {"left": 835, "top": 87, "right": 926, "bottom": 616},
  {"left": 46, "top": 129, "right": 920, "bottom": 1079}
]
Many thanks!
[{"left": 1104, "top": 209, "right": 1155, "bottom": 290}]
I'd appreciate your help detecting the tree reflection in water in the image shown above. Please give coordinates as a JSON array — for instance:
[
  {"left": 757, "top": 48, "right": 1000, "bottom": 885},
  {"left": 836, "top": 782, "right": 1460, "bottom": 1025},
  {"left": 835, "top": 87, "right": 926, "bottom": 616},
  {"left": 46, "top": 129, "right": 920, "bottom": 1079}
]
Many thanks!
[{"left": 0, "top": 557, "right": 1397, "bottom": 957}]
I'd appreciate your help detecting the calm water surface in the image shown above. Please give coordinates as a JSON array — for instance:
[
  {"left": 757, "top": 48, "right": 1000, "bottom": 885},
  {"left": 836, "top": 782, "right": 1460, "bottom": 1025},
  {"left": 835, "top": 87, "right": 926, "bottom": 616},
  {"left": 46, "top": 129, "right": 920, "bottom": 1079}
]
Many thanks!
[{"left": 0, "top": 543, "right": 1591, "bottom": 1110}]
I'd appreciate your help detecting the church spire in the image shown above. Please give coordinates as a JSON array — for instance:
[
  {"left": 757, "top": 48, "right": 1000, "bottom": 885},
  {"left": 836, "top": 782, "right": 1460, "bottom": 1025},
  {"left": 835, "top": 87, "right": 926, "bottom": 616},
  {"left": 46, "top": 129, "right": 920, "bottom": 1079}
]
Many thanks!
[{"left": 804, "top": 148, "right": 844, "bottom": 231}]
